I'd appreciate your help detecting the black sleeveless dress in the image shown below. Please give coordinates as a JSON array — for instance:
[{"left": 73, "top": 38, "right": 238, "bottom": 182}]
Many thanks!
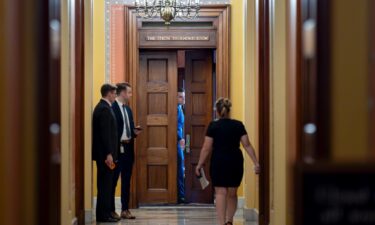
[{"left": 206, "top": 118, "right": 247, "bottom": 187}]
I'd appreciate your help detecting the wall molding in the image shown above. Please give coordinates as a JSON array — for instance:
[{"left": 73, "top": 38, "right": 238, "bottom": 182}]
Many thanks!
[{"left": 104, "top": 0, "right": 231, "bottom": 82}]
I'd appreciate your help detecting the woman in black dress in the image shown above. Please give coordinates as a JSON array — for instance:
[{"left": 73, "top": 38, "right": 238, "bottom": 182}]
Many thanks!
[{"left": 195, "top": 98, "right": 260, "bottom": 225}]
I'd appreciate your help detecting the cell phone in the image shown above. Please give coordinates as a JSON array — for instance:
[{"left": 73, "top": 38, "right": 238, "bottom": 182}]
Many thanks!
[{"left": 108, "top": 162, "right": 116, "bottom": 170}]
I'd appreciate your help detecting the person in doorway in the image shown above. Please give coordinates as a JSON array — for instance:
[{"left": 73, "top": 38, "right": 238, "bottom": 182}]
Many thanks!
[
  {"left": 177, "top": 88, "right": 186, "bottom": 203},
  {"left": 195, "top": 98, "right": 261, "bottom": 225},
  {"left": 92, "top": 84, "right": 120, "bottom": 223},
  {"left": 111, "top": 82, "right": 141, "bottom": 220}
]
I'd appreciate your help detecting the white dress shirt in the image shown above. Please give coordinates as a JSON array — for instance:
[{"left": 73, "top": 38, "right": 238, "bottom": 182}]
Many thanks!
[{"left": 116, "top": 99, "right": 131, "bottom": 141}]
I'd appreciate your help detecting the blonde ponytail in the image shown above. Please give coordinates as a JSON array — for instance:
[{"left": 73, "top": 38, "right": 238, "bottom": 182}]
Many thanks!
[{"left": 215, "top": 97, "right": 232, "bottom": 118}]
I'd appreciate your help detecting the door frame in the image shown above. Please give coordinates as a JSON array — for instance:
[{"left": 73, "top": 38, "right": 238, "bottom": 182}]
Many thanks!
[
  {"left": 122, "top": 5, "right": 230, "bottom": 207},
  {"left": 73, "top": 0, "right": 85, "bottom": 223},
  {"left": 258, "top": 0, "right": 270, "bottom": 224},
  {"left": 370, "top": 0, "right": 375, "bottom": 158}
]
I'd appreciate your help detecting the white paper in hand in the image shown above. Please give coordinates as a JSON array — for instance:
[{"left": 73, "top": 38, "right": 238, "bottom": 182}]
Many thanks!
[{"left": 199, "top": 168, "right": 210, "bottom": 190}]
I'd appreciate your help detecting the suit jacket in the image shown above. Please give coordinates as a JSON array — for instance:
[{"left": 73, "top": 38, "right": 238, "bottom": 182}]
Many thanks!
[
  {"left": 92, "top": 99, "right": 119, "bottom": 161},
  {"left": 112, "top": 101, "right": 136, "bottom": 155},
  {"left": 177, "top": 105, "right": 185, "bottom": 142}
]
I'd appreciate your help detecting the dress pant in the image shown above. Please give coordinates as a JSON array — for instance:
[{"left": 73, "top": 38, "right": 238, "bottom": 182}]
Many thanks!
[
  {"left": 177, "top": 144, "right": 185, "bottom": 200},
  {"left": 111, "top": 143, "right": 134, "bottom": 211},
  {"left": 96, "top": 160, "right": 114, "bottom": 220}
]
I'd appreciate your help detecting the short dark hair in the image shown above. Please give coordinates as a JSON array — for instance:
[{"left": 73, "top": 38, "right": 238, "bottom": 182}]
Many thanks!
[
  {"left": 178, "top": 87, "right": 185, "bottom": 93},
  {"left": 100, "top": 84, "right": 117, "bottom": 97},
  {"left": 116, "top": 82, "right": 132, "bottom": 95}
]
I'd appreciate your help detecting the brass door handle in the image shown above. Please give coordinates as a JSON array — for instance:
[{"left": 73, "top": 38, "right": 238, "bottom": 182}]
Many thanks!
[{"left": 185, "top": 134, "right": 191, "bottom": 154}]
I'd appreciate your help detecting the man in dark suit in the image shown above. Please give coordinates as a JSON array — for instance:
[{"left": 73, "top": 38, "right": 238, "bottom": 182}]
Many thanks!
[
  {"left": 92, "top": 84, "right": 120, "bottom": 223},
  {"left": 110, "top": 82, "right": 141, "bottom": 220}
]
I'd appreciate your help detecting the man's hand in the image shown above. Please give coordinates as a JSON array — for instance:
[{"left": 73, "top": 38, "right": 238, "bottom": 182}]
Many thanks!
[
  {"left": 179, "top": 139, "right": 185, "bottom": 149},
  {"left": 134, "top": 128, "right": 142, "bottom": 136},
  {"left": 134, "top": 126, "right": 143, "bottom": 136},
  {"left": 105, "top": 154, "right": 114, "bottom": 169}
]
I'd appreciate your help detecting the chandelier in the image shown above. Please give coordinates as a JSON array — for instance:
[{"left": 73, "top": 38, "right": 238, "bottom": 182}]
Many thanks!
[{"left": 134, "top": 0, "right": 201, "bottom": 25}]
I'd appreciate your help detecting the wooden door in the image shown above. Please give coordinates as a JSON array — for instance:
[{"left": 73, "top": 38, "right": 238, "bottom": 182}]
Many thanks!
[
  {"left": 185, "top": 50, "right": 214, "bottom": 203},
  {"left": 137, "top": 51, "right": 178, "bottom": 204}
]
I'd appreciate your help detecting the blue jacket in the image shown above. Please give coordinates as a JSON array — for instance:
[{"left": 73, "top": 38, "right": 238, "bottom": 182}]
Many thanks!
[{"left": 177, "top": 105, "right": 184, "bottom": 142}]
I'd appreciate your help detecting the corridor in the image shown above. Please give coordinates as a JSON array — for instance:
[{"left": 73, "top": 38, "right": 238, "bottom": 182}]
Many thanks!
[
  {"left": 91, "top": 208, "right": 257, "bottom": 225},
  {"left": 3, "top": 0, "right": 375, "bottom": 225}
]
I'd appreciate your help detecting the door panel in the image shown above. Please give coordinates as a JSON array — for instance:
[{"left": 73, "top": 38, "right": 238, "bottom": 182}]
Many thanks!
[
  {"left": 185, "top": 50, "right": 213, "bottom": 203},
  {"left": 137, "top": 51, "right": 178, "bottom": 204}
]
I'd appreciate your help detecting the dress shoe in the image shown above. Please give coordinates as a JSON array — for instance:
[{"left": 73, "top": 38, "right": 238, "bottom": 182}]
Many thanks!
[
  {"left": 111, "top": 211, "right": 121, "bottom": 220},
  {"left": 96, "top": 217, "right": 119, "bottom": 223},
  {"left": 178, "top": 198, "right": 189, "bottom": 204},
  {"left": 121, "top": 210, "right": 136, "bottom": 219}
]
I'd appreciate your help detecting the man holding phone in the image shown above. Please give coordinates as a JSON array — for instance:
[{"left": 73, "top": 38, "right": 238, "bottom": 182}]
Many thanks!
[
  {"left": 92, "top": 84, "right": 119, "bottom": 222},
  {"left": 111, "top": 82, "right": 142, "bottom": 220}
]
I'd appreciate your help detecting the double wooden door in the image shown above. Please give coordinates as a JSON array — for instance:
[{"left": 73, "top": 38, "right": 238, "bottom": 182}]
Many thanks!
[{"left": 137, "top": 50, "right": 213, "bottom": 204}]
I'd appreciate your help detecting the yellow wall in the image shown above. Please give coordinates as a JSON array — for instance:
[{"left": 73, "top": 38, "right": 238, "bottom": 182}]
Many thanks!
[
  {"left": 92, "top": 0, "right": 112, "bottom": 197},
  {"left": 244, "top": 0, "right": 260, "bottom": 210},
  {"left": 84, "top": 0, "right": 94, "bottom": 212},
  {"left": 269, "top": 0, "right": 287, "bottom": 224},
  {"left": 230, "top": 0, "right": 245, "bottom": 198},
  {"left": 93, "top": 0, "right": 106, "bottom": 106},
  {"left": 330, "top": 0, "right": 370, "bottom": 162}
]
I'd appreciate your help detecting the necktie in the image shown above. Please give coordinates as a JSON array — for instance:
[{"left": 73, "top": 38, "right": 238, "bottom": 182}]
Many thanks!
[{"left": 123, "top": 104, "right": 131, "bottom": 138}]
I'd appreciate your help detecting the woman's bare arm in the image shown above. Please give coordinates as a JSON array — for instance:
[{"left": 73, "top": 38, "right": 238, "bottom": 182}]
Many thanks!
[
  {"left": 240, "top": 135, "right": 260, "bottom": 173},
  {"left": 195, "top": 136, "right": 214, "bottom": 176}
]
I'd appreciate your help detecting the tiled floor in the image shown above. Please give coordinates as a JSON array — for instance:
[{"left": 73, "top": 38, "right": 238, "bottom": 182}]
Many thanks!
[{"left": 91, "top": 207, "right": 258, "bottom": 225}]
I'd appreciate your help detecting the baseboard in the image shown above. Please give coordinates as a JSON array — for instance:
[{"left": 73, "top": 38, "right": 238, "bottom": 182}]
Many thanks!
[
  {"left": 84, "top": 210, "right": 93, "bottom": 224},
  {"left": 234, "top": 197, "right": 245, "bottom": 217},
  {"left": 243, "top": 207, "right": 259, "bottom": 222},
  {"left": 237, "top": 196, "right": 245, "bottom": 209}
]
